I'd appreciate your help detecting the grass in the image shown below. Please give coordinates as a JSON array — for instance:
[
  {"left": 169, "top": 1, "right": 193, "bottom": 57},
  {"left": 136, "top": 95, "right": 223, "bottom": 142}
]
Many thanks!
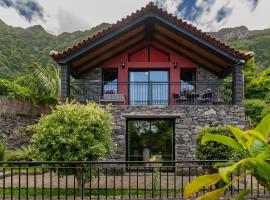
[{"left": 0, "top": 187, "right": 181, "bottom": 197}]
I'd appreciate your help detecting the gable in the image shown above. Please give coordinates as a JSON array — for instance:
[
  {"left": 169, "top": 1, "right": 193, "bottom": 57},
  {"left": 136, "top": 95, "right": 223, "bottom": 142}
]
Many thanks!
[{"left": 50, "top": 2, "right": 252, "bottom": 78}]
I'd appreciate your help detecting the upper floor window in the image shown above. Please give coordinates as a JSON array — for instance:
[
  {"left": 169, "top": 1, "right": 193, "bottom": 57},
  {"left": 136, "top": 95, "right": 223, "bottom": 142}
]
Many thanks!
[
  {"left": 180, "top": 69, "right": 196, "bottom": 91},
  {"left": 102, "top": 69, "right": 118, "bottom": 94}
]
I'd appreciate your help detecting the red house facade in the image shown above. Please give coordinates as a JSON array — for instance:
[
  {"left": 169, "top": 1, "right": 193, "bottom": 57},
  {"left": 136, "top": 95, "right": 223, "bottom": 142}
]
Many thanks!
[{"left": 51, "top": 2, "right": 252, "bottom": 162}]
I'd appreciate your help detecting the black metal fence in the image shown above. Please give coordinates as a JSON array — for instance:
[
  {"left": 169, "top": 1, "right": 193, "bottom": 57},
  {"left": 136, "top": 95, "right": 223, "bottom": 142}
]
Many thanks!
[
  {"left": 70, "top": 81, "right": 232, "bottom": 105},
  {"left": 0, "top": 161, "right": 269, "bottom": 199}
]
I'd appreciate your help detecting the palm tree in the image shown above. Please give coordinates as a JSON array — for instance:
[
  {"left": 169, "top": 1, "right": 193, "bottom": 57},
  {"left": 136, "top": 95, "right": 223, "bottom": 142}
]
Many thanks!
[{"left": 16, "top": 63, "right": 60, "bottom": 104}]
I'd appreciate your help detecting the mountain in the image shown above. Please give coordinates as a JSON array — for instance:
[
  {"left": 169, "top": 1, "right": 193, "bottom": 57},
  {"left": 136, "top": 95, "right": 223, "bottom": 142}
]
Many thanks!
[
  {"left": 0, "top": 19, "right": 110, "bottom": 78},
  {"left": 0, "top": 19, "right": 269, "bottom": 78},
  {"left": 210, "top": 26, "right": 270, "bottom": 68}
]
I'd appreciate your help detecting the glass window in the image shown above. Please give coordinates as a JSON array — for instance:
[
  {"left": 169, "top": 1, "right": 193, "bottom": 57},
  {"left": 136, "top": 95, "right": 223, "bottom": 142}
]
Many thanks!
[
  {"left": 127, "top": 119, "right": 174, "bottom": 163},
  {"left": 129, "top": 70, "right": 169, "bottom": 105},
  {"left": 102, "top": 70, "right": 118, "bottom": 94},
  {"left": 180, "top": 69, "right": 196, "bottom": 91}
]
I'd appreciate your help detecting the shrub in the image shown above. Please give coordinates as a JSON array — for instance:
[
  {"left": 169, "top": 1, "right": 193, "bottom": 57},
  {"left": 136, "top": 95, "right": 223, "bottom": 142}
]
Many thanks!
[
  {"left": 196, "top": 126, "right": 243, "bottom": 160},
  {"left": 6, "top": 145, "right": 33, "bottom": 161},
  {"left": 0, "top": 78, "right": 34, "bottom": 102},
  {"left": 185, "top": 114, "right": 270, "bottom": 200},
  {"left": 29, "top": 102, "right": 114, "bottom": 191},
  {"left": 244, "top": 99, "right": 270, "bottom": 126},
  {"left": 0, "top": 138, "right": 7, "bottom": 161}
]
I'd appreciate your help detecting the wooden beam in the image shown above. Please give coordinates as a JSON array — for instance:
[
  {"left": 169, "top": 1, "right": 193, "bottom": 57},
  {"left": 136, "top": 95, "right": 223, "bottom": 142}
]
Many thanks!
[
  {"left": 155, "top": 24, "right": 230, "bottom": 67},
  {"left": 76, "top": 31, "right": 145, "bottom": 71},
  {"left": 73, "top": 25, "right": 145, "bottom": 67},
  {"left": 155, "top": 39, "right": 220, "bottom": 76},
  {"left": 79, "top": 34, "right": 145, "bottom": 73},
  {"left": 154, "top": 33, "right": 223, "bottom": 73}
]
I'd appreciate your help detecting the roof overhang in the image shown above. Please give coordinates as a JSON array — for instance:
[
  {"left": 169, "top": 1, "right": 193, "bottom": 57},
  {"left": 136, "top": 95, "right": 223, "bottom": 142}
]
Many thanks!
[{"left": 50, "top": 3, "right": 252, "bottom": 78}]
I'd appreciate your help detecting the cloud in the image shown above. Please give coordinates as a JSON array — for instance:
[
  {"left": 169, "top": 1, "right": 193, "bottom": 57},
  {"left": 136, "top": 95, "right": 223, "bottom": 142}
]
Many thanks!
[
  {"left": 155, "top": 0, "right": 267, "bottom": 31},
  {"left": 0, "top": 0, "right": 44, "bottom": 22},
  {"left": 216, "top": 6, "right": 232, "bottom": 22},
  {"left": 56, "top": 8, "right": 89, "bottom": 33},
  {"left": 176, "top": 0, "right": 215, "bottom": 22},
  {"left": 247, "top": 0, "right": 259, "bottom": 11}
]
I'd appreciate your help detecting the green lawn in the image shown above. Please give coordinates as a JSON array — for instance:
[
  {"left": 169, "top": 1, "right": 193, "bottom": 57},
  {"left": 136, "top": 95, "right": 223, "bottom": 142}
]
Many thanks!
[{"left": 0, "top": 187, "right": 181, "bottom": 197}]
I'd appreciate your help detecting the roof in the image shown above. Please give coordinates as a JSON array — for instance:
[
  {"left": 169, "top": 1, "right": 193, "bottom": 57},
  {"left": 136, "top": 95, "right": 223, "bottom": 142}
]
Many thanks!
[{"left": 50, "top": 2, "right": 252, "bottom": 78}]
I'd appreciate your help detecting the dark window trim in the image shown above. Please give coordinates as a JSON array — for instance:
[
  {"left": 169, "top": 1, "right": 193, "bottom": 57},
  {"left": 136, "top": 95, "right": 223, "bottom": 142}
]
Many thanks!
[
  {"left": 125, "top": 118, "right": 176, "bottom": 165},
  {"left": 128, "top": 69, "right": 170, "bottom": 105},
  {"left": 102, "top": 69, "right": 118, "bottom": 94}
]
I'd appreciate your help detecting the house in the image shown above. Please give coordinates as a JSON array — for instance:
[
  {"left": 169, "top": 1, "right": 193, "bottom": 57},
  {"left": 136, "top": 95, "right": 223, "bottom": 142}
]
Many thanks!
[{"left": 50, "top": 2, "right": 252, "bottom": 163}]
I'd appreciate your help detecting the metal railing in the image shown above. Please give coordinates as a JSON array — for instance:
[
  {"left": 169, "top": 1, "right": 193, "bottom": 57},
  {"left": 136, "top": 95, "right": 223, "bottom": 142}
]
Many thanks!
[
  {"left": 0, "top": 160, "right": 269, "bottom": 199},
  {"left": 70, "top": 80, "right": 232, "bottom": 105}
]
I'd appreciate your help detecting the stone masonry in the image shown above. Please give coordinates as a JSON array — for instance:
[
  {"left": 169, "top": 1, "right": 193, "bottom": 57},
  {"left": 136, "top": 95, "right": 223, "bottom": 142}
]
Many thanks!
[{"left": 109, "top": 105, "right": 245, "bottom": 161}]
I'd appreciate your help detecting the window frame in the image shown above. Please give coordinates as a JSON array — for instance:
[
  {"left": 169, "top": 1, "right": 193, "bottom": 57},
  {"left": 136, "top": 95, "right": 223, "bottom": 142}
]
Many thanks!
[{"left": 125, "top": 118, "right": 175, "bottom": 163}]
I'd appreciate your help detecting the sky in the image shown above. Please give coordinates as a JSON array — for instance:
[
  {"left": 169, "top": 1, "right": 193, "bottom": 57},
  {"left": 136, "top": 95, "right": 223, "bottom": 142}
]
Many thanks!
[{"left": 0, "top": 0, "right": 269, "bottom": 35}]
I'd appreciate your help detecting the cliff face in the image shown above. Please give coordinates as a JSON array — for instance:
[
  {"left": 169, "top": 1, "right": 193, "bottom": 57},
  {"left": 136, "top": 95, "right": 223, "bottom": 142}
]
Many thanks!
[{"left": 209, "top": 26, "right": 250, "bottom": 41}]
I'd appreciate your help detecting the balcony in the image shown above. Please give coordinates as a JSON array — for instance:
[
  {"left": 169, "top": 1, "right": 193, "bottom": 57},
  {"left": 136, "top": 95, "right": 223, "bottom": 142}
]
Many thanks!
[{"left": 70, "top": 81, "right": 232, "bottom": 105}]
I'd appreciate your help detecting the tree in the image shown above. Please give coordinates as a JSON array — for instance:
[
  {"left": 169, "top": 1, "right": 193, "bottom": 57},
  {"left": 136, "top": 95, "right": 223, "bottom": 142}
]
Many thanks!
[
  {"left": 16, "top": 63, "right": 60, "bottom": 105},
  {"left": 30, "top": 102, "right": 114, "bottom": 192},
  {"left": 184, "top": 113, "right": 270, "bottom": 200}
]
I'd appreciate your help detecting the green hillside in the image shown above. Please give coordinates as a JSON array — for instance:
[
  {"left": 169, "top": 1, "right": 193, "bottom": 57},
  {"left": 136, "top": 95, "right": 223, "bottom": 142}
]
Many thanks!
[
  {"left": 229, "top": 34, "right": 270, "bottom": 68},
  {"left": 0, "top": 19, "right": 110, "bottom": 78}
]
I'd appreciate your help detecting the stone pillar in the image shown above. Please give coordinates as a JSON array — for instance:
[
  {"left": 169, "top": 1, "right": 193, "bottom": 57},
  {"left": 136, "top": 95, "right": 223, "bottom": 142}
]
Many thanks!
[
  {"left": 60, "top": 64, "right": 70, "bottom": 103},
  {"left": 232, "top": 64, "right": 243, "bottom": 105}
]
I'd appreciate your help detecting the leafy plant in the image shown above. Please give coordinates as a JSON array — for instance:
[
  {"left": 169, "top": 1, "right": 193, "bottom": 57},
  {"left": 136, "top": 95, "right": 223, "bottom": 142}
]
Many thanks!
[
  {"left": 196, "top": 126, "right": 243, "bottom": 160},
  {"left": 16, "top": 63, "right": 60, "bottom": 105},
  {"left": 0, "top": 138, "right": 7, "bottom": 161},
  {"left": 6, "top": 145, "right": 33, "bottom": 161},
  {"left": 29, "top": 102, "right": 114, "bottom": 193},
  {"left": 244, "top": 99, "right": 270, "bottom": 126},
  {"left": 0, "top": 78, "right": 34, "bottom": 102},
  {"left": 184, "top": 113, "right": 270, "bottom": 200}
]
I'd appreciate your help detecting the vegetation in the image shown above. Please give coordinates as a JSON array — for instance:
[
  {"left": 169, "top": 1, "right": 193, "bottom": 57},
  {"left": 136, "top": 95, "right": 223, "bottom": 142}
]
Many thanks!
[
  {"left": 242, "top": 57, "right": 270, "bottom": 126},
  {"left": 184, "top": 113, "right": 270, "bottom": 200},
  {"left": 244, "top": 99, "right": 270, "bottom": 126},
  {"left": 0, "top": 19, "right": 110, "bottom": 78},
  {"left": 6, "top": 145, "right": 33, "bottom": 161},
  {"left": 196, "top": 126, "right": 242, "bottom": 160},
  {"left": 0, "top": 67, "right": 58, "bottom": 105},
  {"left": 0, "top": 138, "right": 7, "bottom": 161},
  {"left": 29, "top": 102, "right": 114, "bottom": 191},
  {"left": 16, "top": 63, "right": 60, "bottom": 105}
]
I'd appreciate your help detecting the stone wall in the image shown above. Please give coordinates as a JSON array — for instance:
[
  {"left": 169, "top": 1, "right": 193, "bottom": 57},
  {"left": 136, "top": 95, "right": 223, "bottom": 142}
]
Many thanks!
[
  {"left": 82, "top": 67, "right": 102, "bottom": 81},
  {"left": 109, "top": 105, "right": 245, "bottom": 161},
  {"left": 0, "top": 96, "right": 49, "bottom": 148}
]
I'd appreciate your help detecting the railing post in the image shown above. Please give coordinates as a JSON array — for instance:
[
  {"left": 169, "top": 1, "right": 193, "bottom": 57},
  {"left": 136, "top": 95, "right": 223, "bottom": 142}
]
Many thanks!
[
  {"left": 232, "top": 64, "right": 244, "bottom": 105},
  {"left": 60, "top": 64, "right": 70, "bottom": 103}
]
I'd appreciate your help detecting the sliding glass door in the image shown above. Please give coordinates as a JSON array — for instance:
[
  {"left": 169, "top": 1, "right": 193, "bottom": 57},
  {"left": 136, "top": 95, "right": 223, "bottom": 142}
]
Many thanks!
[{"left": 129, "top": 70, "right": 169, "bottom": 105}]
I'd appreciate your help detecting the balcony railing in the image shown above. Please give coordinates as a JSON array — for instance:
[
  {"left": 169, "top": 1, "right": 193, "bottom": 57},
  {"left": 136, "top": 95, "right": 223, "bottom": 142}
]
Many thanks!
[{"left": 70, "top": 81, "right": 232, "bottom": 105}]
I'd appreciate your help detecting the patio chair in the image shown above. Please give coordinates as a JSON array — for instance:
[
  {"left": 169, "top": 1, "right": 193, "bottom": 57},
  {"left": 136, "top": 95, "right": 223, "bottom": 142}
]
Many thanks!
[
  {"left": 99, "top": 94, "right": 125, "bottom": 104},
  {"left": 173, "top": 93, "right": 187, "bottom": 104},
  {"left": 198, "top": 89, "right": 214, "bottom": 104}
]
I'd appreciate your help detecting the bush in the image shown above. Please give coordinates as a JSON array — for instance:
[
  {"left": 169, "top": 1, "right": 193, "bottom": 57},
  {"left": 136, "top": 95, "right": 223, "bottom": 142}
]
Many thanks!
[
  {"left": 196, "top": 126, "right": 242, "bottom": 160},
  {"left": 244, "top": 99, "right": 270, "bottom": 126},
  {"left": 0, "top": 138, "right": 7, "bottom": 161},
  {"left": 0, "top": 78, "right": 34, "bottom": 102},
  {"left": 0, "top": 77, "right": 57, "bottom": 105},
  {"left": 30, "top": 102, "right": 114, "bottom": 161},
  {"left": 29, "top": 102, "right": 114, "bottom": 191},
  {"left": 6, "top": 145, "right": 33, "bottom": 161}
]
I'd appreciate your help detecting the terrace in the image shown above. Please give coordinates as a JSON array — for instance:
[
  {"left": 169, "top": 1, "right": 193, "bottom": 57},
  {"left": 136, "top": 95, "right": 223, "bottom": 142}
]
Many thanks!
[{"left": 70, "top": 80, "right": 232, "bottom": 106}]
